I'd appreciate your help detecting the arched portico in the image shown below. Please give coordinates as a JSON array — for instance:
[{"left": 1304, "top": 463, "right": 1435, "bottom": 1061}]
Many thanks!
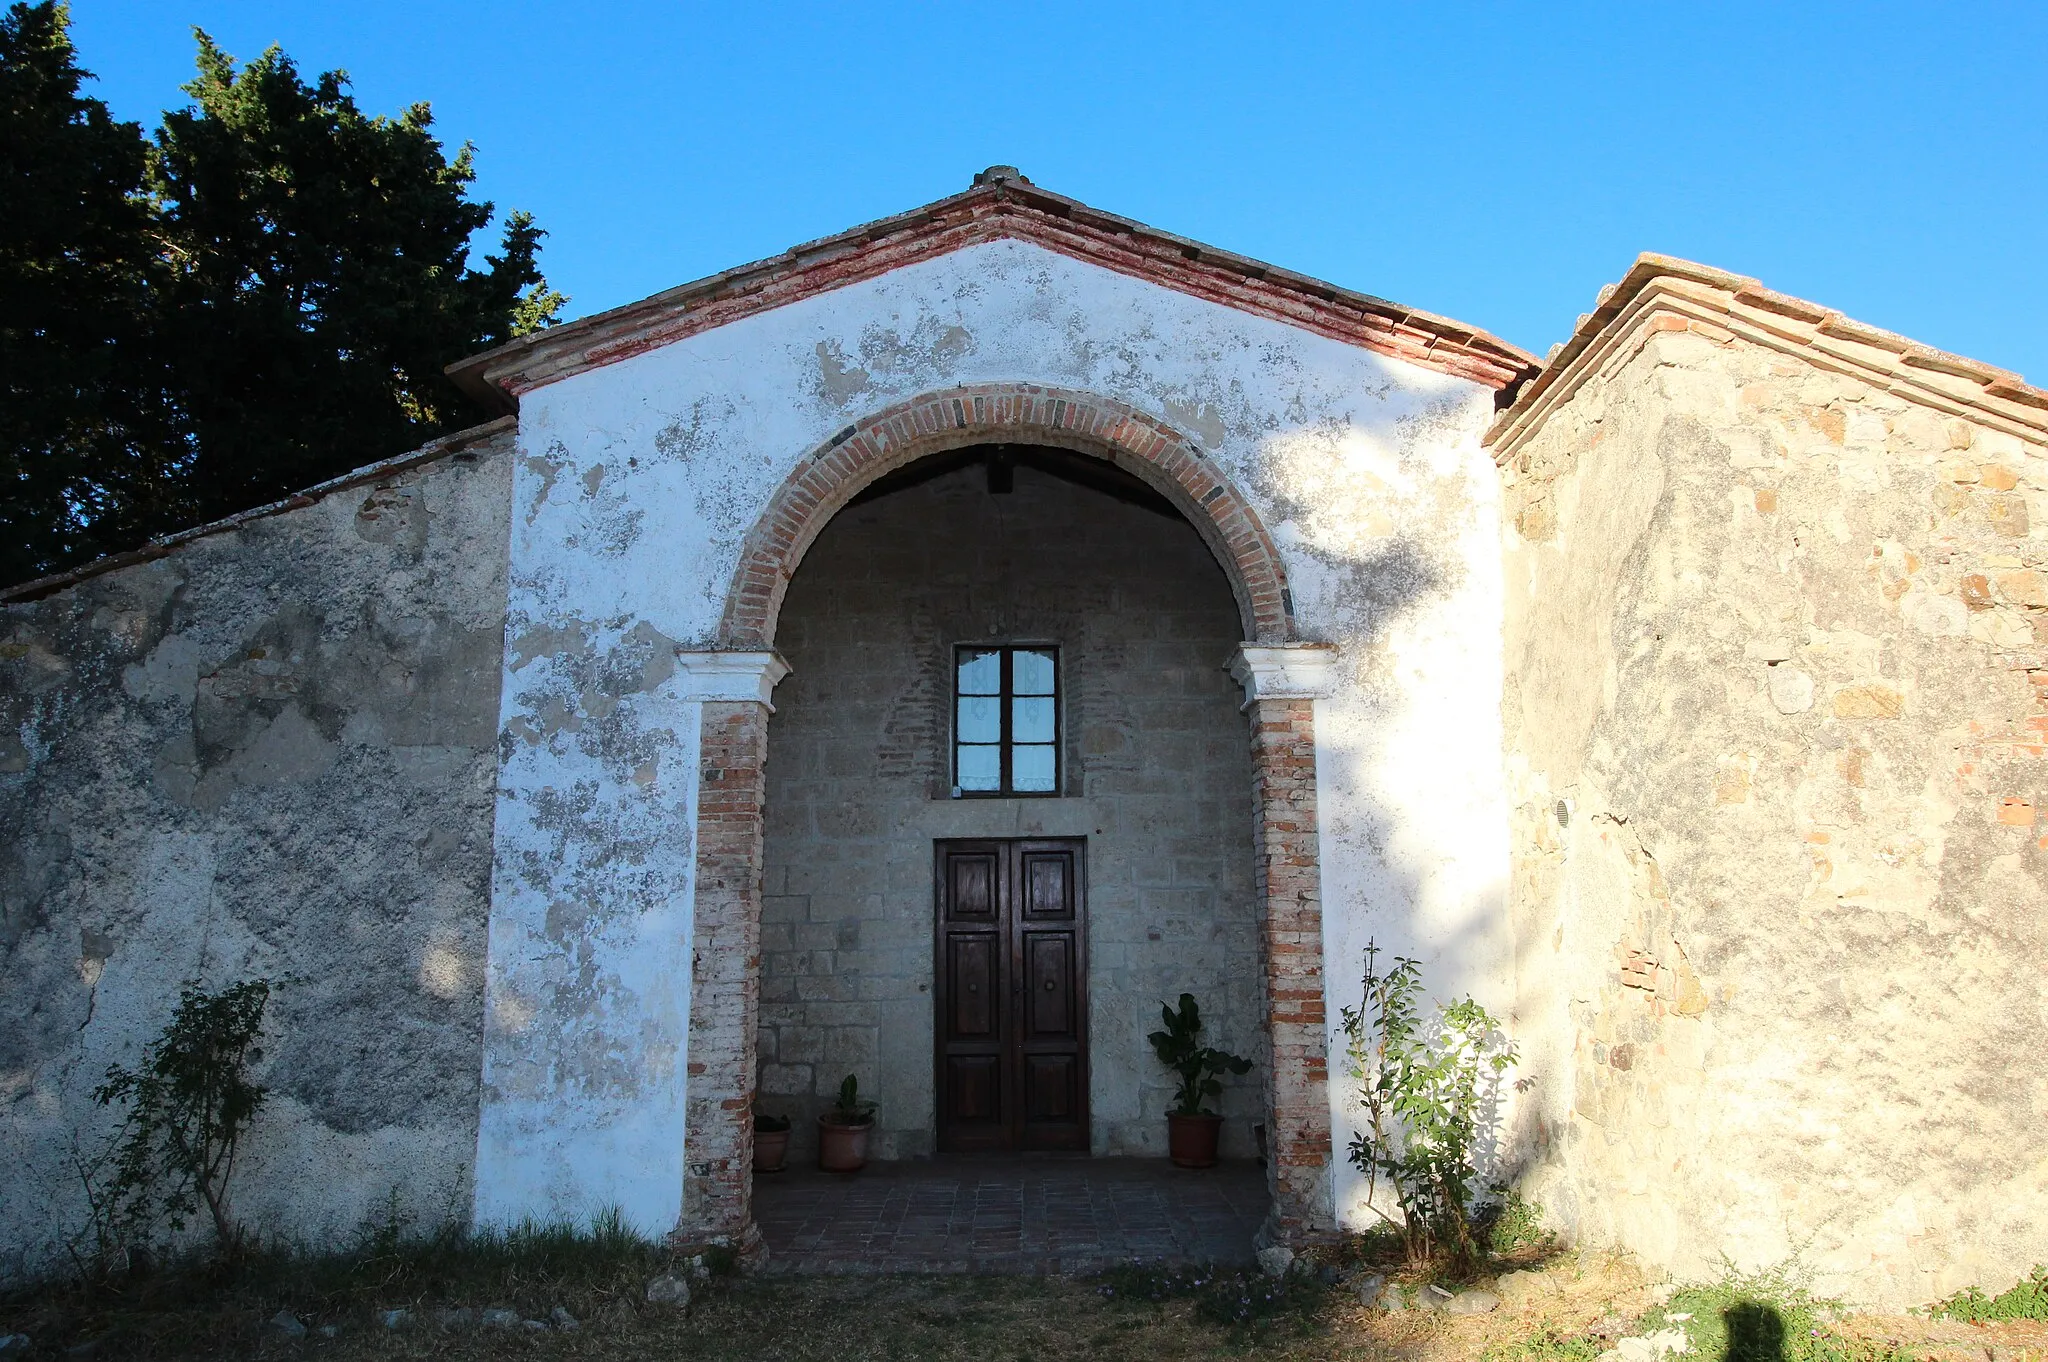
[{"left": 674, "top": 384, "right": 1337, "bottom": 1257}]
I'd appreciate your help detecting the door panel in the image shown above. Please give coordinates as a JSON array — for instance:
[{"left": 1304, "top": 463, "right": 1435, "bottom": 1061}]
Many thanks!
[
  {"left": 949, "top": 936, "right": 997, "bottom": 1037},
  {"left": 1023, "top": 1054, "right": 1076, "bottom": 1120},
  {"left": 946, "top": 1056, "right": 1002, "bottom": 1124},
  {"left": 935, "top": 838, "right": 1088, "bottom": 1153},
  {"left": 1025, "top": 935, "right": 1072, "bottom": 1036},
  {"left": 1021, "top": 850, "right": 1072, "bottom": 919},
  {"left": 949, "top": 852, "right": 999, "bottom": 919}
]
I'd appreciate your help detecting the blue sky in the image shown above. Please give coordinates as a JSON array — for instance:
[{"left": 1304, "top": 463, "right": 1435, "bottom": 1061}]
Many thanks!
[{"left": 72, "top": 1, "right": 2048, "bottom": 380}]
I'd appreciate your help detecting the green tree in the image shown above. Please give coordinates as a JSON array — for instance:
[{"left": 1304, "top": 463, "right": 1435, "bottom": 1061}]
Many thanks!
[
  {"left": 0, "top": 1, "right": 185, "bottom": 585},
  {"left": 0, "top": 12, "right": 564, "bottom": 585},
  {"left": 149, "top": 33, "right": 564, "bottom": 527}
]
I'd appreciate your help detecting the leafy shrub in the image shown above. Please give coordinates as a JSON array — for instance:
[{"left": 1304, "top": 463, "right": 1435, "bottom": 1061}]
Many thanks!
[
  {"left": 1930, "top": 1265, "right": 2048, "bottom": 1322},
  {"left": 91, "top": 980, "right": 270, "bottom": 1253},
  {"left": 1339, "top": 941, "right": 1517, "bottom": 1270}
]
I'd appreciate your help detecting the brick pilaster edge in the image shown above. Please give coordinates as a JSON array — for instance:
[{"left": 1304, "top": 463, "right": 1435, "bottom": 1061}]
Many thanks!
[
  {"left": 1248, "top": 697, "right": 1335, "bottom": 1242},
  {"left": 681, "top": 700, "right": 771, "bottom": 1260}
]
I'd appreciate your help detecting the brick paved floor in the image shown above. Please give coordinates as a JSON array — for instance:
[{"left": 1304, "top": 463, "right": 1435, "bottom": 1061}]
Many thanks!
[{"left": 754, "top": 1157, "right": 1268, "bottom": 1274}]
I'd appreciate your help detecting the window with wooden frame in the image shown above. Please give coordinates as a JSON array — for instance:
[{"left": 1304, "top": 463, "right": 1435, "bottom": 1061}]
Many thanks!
[{"left": 953, "top": 646, "right": 1059, "bottom": 796}]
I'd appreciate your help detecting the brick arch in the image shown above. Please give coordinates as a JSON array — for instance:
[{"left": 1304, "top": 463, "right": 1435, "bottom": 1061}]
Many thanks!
[{"left": 718, "top": 384, "right": 1294, "bottom": 647}]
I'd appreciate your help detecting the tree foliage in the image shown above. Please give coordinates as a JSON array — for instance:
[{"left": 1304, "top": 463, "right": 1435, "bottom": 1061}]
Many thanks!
[
  {"left": 92, "top": 979, "right": 271, "bottom": 1253},
  {"left": 0, "top": 2, "right": 564, "bottom": 585},
  {"left": 1339, "top": 941, "right": 1517, "bottom": 1271},
  {"left": 0, "top": 0, "right": 181, "bottom": 582}
]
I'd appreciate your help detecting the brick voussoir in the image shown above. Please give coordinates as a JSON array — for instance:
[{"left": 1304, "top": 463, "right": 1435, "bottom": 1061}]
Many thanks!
[{"left": 720, "top": 382, "right": 1295, "bottom": 648}]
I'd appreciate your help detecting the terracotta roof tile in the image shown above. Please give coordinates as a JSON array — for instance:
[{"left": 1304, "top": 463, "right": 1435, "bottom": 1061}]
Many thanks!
[
  {"left": 1486, "top": 253, "right": 2048, "bottom": 459},
  {"left": 446, "top": 174, "right": 1539, "bottom": 410}
]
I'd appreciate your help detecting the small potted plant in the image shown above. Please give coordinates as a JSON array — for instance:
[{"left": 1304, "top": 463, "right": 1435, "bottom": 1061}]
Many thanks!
[
  {"left": 816, "top": 1073, "right": 876, "bottom": 1173},
  {"left": 753, "top": 1100, "right": 791, "bottom": 1173},
  {"left": 1148, "top": 993, "right": 1253, "bottom": 1169}
]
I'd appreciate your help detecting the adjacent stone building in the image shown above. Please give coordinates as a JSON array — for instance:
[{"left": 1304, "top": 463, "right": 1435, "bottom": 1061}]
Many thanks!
[{"left": 3, "top": 171, "right": 2042, "bottom": 1304}]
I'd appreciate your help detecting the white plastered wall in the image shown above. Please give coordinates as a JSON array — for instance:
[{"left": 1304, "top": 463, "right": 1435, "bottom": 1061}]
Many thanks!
[{"left": 475, "top": 237, "right": 1513, "bottom": 1232}]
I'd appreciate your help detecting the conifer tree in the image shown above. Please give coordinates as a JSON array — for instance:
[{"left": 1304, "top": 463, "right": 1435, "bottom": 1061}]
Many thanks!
[
  {"left": 0, "top": 4, "right": 565, "bottom": 584},
  {"left": 0, "top": 1, "right": 182, "bottom": 584}
]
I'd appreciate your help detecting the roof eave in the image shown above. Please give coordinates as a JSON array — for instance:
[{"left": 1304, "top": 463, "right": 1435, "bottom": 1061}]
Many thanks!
[
  {"left": 1485, "top": 253, "right": 2048, "bottom": 461},
  {"left": 445, "top": 177, "right": 1539, "bottom": 408}
]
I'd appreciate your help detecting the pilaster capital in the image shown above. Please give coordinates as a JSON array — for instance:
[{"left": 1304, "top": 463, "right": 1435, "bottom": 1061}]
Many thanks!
[
  {"left": 673, "top": 650, "right": 792, "bottom": 707},
  {"left": 1228, "top": 643, "right": 1339, "bottom": 709}
]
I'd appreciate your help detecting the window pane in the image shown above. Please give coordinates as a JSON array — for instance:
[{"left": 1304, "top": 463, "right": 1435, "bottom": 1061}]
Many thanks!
[
  {"left": 1012, "top": 744, "right": 1056, "bottom": 792},
  {"left": 1013, "top": 648, "right": 1056, "bottom": 695},
  {"left": 1011, "top": 696, "right": 1055, "bottom": 744},
  {"left": 957, "top": 696, "right": 1000, "bottom": 743},
  {"left": 957, "top": 649, "right": 1001, "bottom": 695},
  {"left": 957, "top": 745, "right": 1000, "bottom": 791}
]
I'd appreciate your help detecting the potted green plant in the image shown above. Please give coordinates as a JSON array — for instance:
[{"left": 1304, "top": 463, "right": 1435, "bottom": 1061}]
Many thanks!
[
  {"left": 816, "top": 1073, "right": 876, "bottom": 1173},
  {"left": 1148, "top": 993, "right": 1253, "bottom": 1169},
  {"left": 753, "top": 1101, "right": 791, "bottom": 1173}
]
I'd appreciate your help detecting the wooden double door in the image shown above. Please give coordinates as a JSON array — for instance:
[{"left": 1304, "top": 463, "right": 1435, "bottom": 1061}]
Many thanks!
[{"left": 934, "top": 839, "right": 1089, "bottom": 1153}]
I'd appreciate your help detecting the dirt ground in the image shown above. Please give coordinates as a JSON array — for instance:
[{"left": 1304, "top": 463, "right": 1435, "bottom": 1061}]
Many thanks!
[{"left": 9, "top": 1249, "right": 2048, "bottom": 1362}]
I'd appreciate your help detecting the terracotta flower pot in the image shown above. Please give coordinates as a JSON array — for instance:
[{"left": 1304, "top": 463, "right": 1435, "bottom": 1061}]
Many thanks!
[
  {"left": 1167, "top": 1112, "right": 1223, "bottom": 1168},
  {"left": 817, "top": 1115, "right": 872, "bottom": 1172},
  {"left": 754, "top": 1125, "right": 790, "bottom": 1173}
]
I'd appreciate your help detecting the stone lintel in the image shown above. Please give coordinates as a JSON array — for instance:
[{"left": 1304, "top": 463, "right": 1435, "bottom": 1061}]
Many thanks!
[
  {"left": 1229, "top": 643, "right": 1339, "bottom": 709},
  {"left": 674, "top": 649, "right": 792, "bottom": 707}
]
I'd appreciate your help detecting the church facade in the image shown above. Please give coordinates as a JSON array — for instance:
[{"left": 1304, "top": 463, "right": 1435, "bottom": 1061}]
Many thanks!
[{"left": 4, "top": 170, "right": 2043, "bottom": 1305}]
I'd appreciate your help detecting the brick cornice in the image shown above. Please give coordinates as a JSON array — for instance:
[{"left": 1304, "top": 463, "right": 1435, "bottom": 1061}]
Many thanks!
[
  {"left": 1486, "top": 254, "right": 2048, "bottom": 464},
  {"left": 447, "top": 180, "right": 1538, "bottom": 410},
  {"left": 718, "top": 383, "right": 1296, "bottom": 647}
]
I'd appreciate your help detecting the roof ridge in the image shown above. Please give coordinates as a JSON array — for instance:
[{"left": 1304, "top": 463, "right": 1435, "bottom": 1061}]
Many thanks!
[
  {"left": 446, "top": 174, "right": 1539, "bottom": 409},
  {"left": 1487, "top": 254, "right": 2048, "bottom": 458}
]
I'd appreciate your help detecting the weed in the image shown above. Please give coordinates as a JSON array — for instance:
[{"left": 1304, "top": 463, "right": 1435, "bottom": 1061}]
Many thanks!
[
  {"left": 1485, "top": 1187, "right": 1555, "bottom": 1256},
  {"left": 1930, "top": 1264, "right": 2048, "bottom": 1322},
  {"left": 1091, "top": 1262, "right": 1327, "bottom": 1333},
  {"left": 1644, "top": 1259, "right": 1916, "bottom": 1362},
  {"left": 1482, "top": 1325, "right": 1606, "bottom": 1361}
]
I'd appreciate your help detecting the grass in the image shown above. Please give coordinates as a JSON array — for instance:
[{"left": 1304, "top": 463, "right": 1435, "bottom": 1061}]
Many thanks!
[
  {"left": 0, "top": 1209, "right": 685, "bottom": 1359},
  {"left": 7, "top": 1221, "right": 2032, "bottom": 1362}
]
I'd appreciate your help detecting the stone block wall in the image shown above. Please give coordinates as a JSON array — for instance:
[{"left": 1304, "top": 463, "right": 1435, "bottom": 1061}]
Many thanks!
[
  {"left": 0, "top": 425, "right": 513, "bottom": 1280},
  {"left": 1497, "top": 284, "right": 2048, "bottom": 1307},
  {"left": 758, "top": 459, "right": 1264, "bottom": 1161}
]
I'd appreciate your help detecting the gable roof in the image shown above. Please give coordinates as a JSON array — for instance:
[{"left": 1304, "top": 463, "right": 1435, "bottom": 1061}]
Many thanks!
[
  {"left": 446, "top": 169, "right": 1539, "bottom": 411},
  {"left": 1486, "top": 253, "right": 2048, "bottom": 461}
]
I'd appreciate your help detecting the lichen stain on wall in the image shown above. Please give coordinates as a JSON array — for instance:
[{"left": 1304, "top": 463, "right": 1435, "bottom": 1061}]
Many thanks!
[{"left": 1503, "top": 320, "right": 2048, "bottom": 1307}]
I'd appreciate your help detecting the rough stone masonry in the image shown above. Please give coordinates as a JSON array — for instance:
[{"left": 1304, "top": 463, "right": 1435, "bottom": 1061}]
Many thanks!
[{"left": 2, "top": 174, "right": 2042, "bottom": 1307}]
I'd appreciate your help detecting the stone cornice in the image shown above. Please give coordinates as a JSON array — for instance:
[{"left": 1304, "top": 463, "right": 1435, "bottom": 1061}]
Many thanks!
[
  {"left": 447, "top": 178, "right": 1538, "bottom": 410},
  {"left": 1229, "top": 643, "right": 1340, "bottom": 709},
  {"left": 1486, "top": 254, "right": 2048, "bottom": 464},
  {"left": 672, "top": 650, "right": 792, "bottom": 708}
]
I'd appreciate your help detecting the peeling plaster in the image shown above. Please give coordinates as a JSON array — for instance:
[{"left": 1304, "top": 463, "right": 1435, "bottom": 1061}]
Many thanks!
[{"left": 479, "top": 236, "right": 1510, "bottom": 1235}]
